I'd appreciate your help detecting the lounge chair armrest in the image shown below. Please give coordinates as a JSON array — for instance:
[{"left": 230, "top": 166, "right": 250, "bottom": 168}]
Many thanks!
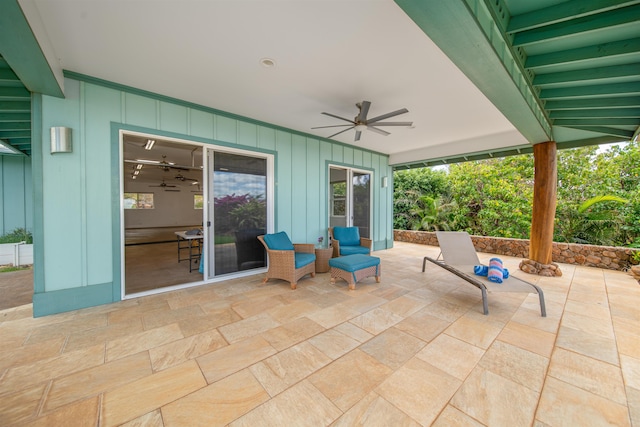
[
  {"left": 294, "top": 243, "right": 315, "bottom": 254},
  {"left": 267, "top": 249, "right": 296, "bottom": 264},
  {"left": 360, "top": 238, "right": 373, "bottom": 249}
]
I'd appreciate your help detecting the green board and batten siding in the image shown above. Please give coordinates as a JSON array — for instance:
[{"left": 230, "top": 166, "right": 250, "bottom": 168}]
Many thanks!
[
  {"left": 0, "top": 156, "right": 32, "bottom": 235},
  {"left": 32, "top": 76, "right": 393, "bottom": 316}
]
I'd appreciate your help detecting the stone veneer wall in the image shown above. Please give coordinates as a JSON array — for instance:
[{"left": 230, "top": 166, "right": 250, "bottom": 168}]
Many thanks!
[{"left": 394, "top": 230, "right": 639, "bottom": 272}]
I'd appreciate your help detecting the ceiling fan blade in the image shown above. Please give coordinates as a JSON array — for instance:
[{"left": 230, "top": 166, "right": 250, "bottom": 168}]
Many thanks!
[
  {"left": 368, "top": 121, "right": 413, "bottom": 127},
  {"left": 366, "top": 126, "right": 391, "bottom": 136},
  {"left": 366, "top": 108, "right": 409, "bottom": 124},
  {"left": 321, "top": 112, "right": 356, "bottom": 124},
  {"left": 354, "top": 130, "right": 362, "bottom": 142},
  {"left": 328, "top": 126, "right": 355, "bottom": 139},
  {"left": 311, "top": 124, "right": 353, "bottom": 129},
  {"left": 357, "top": 101, "right": 371, "bottom": 123}
]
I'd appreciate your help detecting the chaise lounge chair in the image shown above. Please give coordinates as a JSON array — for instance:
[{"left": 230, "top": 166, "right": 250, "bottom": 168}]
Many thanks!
[{"left": 422, "top": 231, "right": 546, "bottom": 316}]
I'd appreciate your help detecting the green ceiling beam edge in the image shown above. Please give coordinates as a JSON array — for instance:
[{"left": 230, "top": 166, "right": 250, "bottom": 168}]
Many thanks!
[
  {"left": 0, "top": 1, "right": 63, "bottom": 97},
  {"left": 559, "top": 125, "right": 634, "bottom": 139},
  {"left": 394, "top": 0, "right": 552, "bottom": 143},
  {"left": 526, "top": 37, "right": 640, "bottom": 69},
  {"left": 545, "top": 97, "right": 640, "bottom": 110},
  {"left": 550, "top": 108, "right": 640, "bottom": 118},
  {"left": 540, "top": 82, "right": 640, "bottom": 99},
  {"left": 554, "top": 118, "right": 639, "bottom": 126},
  {"left": 512, "top": 4, "right": 640, "bottom": 47},
  {"left": 392, "top": 134, "right": 626, "bottom": 170},
  {"left": 507, "top": 0, "right": 639, "bottom": 33},
  {"left": 533, "top": 63, "right": 640, "bottom": 86}
]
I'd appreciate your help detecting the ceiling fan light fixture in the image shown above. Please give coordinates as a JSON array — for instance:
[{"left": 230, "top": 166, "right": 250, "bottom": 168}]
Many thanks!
[{"left": 354, "top": 124, "right": 367, "bottom": 132}]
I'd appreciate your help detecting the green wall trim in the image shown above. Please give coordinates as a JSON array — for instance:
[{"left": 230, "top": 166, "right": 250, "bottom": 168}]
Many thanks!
[
  {"left": 32, "top": 282, "right": 115, "bottom": 317},
  {"left": 65, "top": 70, "right": 388, "bottom": 160},
  {"left": 31, "top": 93, "right": 45, "bottom": 294}
]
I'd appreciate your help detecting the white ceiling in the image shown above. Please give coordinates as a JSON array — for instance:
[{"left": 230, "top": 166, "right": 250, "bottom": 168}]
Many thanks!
[{"left": 23, "top": 0, "right": 529, "bottom": 165}]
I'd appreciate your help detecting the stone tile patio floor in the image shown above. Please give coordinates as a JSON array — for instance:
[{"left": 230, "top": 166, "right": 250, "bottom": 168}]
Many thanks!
[{"left": 0, "top": 241, "right": 638, "bottom": 426}]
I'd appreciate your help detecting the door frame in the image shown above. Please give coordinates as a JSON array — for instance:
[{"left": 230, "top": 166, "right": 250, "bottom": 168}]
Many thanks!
[
  {"left": 118, "top": 130, "right": 274, "bottom": 299},
  {"left": 327, "top": 164, "right": 373, "bottom": 239}
]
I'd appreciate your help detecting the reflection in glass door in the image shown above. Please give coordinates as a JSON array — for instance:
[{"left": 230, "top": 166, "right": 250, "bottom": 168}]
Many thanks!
[
  {"left": 207, "top": 151, "right": 268, "bottom": 278},
  {"left": 329, "top": 166, "right": 371, "bottom": 238},
  {"left": 352, "top": 171, "right": 371, "bottom": 238}
]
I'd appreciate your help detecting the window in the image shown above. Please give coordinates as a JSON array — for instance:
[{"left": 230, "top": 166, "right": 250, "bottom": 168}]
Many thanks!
[
  {"left": 123, "top": 193, "right": 154, "bottom": 209},
  {"left": 194, "top": 194, "right": 204, "bottom": 209},
  {"left": 330, "top": 181, "right": 346, "bottom": 216}
]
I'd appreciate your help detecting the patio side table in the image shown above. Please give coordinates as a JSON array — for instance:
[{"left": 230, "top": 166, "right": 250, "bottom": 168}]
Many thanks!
[{"left": 315, "top": 247, "right": 333, "bottom": 273}]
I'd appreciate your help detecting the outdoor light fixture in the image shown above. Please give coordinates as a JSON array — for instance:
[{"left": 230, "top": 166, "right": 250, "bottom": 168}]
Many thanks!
[
  {"left": 50, "top": 127, "right": 72, "bottom": 154},
  {"left": 144, "top": 139, "right": 155, "bottom": 150},
  {"left": 381, "top": 176, "right": 388, "bottom": 188}
]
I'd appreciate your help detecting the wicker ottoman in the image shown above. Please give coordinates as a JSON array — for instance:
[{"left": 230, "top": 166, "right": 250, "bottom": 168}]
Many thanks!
[{"left": 329, "top": 254, "right": 381, "bottom": 290}]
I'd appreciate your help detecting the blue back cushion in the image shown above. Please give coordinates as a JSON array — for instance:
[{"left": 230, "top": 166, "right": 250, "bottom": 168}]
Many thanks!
[
  {"left": 333, "top": 226, "right": 360, "bottom": 246},
  {"left": 264, "top": 231, "right": 294, "bottom": 250}
]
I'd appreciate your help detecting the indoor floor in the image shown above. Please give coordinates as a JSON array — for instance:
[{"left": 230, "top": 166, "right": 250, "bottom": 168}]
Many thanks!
[{"left": 0, "top": 242, "right": 638, "bottom": 426}]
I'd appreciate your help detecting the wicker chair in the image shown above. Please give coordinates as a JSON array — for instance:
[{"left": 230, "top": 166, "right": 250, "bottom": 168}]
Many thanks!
[
  {"left": 329, "top": 226, "right": 373, "bottom": 258},
  {"left": 257, "top": 232, "right": 316, "bottom": 289}
]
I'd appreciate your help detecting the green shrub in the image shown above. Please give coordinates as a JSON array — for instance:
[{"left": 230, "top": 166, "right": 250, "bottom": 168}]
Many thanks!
[{"left": 0, "top": 228, "right": 33, "bottom": 244}]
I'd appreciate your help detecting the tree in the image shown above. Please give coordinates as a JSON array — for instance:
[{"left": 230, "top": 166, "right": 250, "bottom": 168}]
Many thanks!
[{"left": 393, "top": 168, "right": 450, "bottom": 229}]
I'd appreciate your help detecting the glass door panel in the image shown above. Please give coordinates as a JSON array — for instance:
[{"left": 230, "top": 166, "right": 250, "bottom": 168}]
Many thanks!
[
  {"left": 352, "top": 171, "right": 371, "bottom": 238},
  {"left": 208, "top": 151, "right": 267, "bottom": 278},
  {"left": 328, "top": 166, "right": 372, "bottom": 238}
]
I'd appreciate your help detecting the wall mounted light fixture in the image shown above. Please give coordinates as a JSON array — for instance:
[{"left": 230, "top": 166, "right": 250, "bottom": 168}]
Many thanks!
[
  {"left": 381, "top": 176, "right": 388, "bottom": 188},
  {"left": 50, "top": 127, "right": 72, "bottom": 154}
]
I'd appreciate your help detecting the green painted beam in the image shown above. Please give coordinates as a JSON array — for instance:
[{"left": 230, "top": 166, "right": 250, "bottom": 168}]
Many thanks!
[
  {"left": 0, "top": 68, "right": 20, "bottom": 82},
  {"left": 507, "top": 0, "right": 639, "bottom": 32},
  {"left": 540, "top": 82, "right": 640, "bottom": 99},
  {"left": 0, "top": 87, "right": 31, "bottom": 99},
  {"left": 549, "top": 108, "right": 640, "bottom": 118},
  {"left": 394, "top": 0, "right": 551, "bottom": 143},
  {"left": 0, "top": 112, "right": 30, "bottom": 121},
  {"left": 545, "top": 97, "right": 640, "bottom": 109},
  {"left": 558, "top": 125, "right": 634, "bottom": 139},
  {"left": 0, "top": 101, "right": 30, "bottom": 111},
  {"left": 526, "top": 37, "right": 640, "bottom": 69},
  {"left": 533, "top": 63, "right": 640, "bottom": 86},
  {"left": 0, "top": 0, "right": 63, "bottom": 97},
  {"left": 0, "top": 121, "right": 30, "bottom": 130},
  {"left": 0, "top": 130, "right": 30, "bottom": 138},
  {"left": 513, "top": 5, "right": 640, "bottom": 47},
  {"left": 553, "top": 118, "right": 638, "bottom": 125}
]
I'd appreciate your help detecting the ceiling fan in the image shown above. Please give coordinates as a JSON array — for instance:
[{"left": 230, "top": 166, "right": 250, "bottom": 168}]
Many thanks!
[
  {"left": 124, "top": 155, "right": 200, "bottom": 171},
  {"left": 174, "top": 173, "right": 199, "bottom": 183},
  {"left": 312, "top": 101, "right": 412, "bottom": 142},
  {"left": 149, "top": 179, "right": 180, "bottom": 192}
]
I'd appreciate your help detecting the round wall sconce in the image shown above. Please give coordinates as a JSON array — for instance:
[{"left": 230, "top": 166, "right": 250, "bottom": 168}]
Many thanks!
[{"left": 50, "top": 127, "right": 72, "bottom": 154}]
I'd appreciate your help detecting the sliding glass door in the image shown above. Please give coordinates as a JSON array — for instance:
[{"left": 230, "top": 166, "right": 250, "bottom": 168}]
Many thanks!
[
  {"left": 206, "top": 150, "right": 271, "bottom": 279},
  {"left": 329, "top": 166, "right": 372, "bottom": 238}
]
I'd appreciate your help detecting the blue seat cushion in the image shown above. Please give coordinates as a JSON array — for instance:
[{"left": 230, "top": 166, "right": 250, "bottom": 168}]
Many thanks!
[
  {"left": 295, "top": 252, "right": 316, "bottom": 269},
  {"left": 264, "top": 231, "right": 294, "bottom": 251},
  {"left": 333, "top": 226, "right": 360, "bottom": 247},
  {"left": 340, "top": 245, "right": 370, "bottom": 255},
  {"left": 329, "top": 254, "right": 379, "bottom": 272}
]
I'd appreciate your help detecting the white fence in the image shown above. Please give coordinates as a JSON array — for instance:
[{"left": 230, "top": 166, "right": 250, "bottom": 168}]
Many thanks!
[{"left": 0, "top": 242, "right": 33, "bottom": 266}]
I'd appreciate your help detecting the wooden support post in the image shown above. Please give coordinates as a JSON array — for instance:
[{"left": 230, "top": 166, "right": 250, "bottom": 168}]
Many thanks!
[{"left": 529, "top": 141, "right": 557, "bottom": 265}]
